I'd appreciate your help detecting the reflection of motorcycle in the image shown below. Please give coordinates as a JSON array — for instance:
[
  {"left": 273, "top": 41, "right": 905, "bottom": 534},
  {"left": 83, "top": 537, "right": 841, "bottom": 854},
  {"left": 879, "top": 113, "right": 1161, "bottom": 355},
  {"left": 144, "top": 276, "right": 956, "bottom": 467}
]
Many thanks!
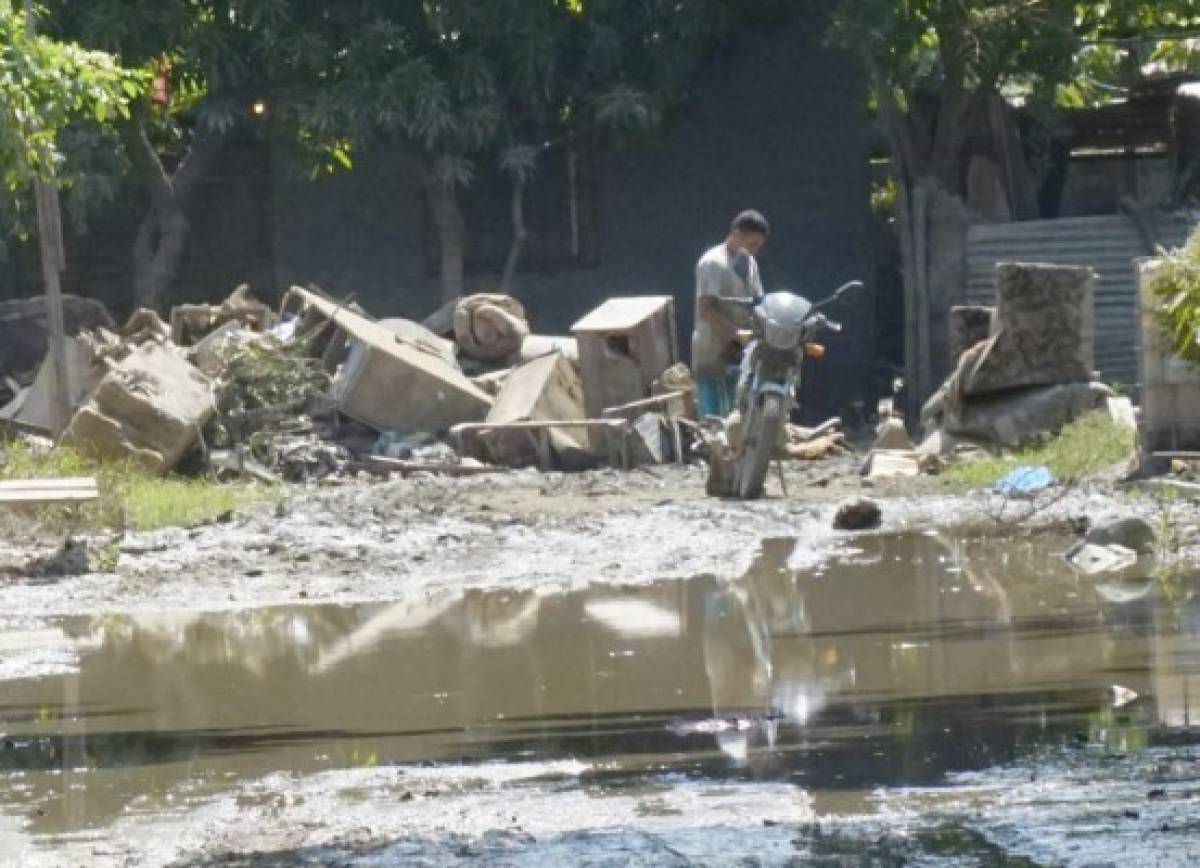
[{"left": 715, "top": 264, "right": 862, "bottom": 499}]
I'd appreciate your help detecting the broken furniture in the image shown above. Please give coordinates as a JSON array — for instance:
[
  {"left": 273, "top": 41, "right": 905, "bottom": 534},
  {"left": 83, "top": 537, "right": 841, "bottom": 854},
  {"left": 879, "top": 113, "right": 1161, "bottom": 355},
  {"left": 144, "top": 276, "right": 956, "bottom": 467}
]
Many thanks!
[
  {"left": 281, "top": 287, "right": 493, "bottom": 434},
  {"left": 601, "top": 390, "right": 695, "bottom": 466},
  {"left": 571, "top": 296, "right": 679, "bottom": 421},
  {"left": 479, "top": 352, "right": 590, "bottom": 468},
  {"left": 170, "top": 285, "right": 276, "bottom": 347},
  {"left": 451, "top": 419, "right": 633, "bottom": 470}
]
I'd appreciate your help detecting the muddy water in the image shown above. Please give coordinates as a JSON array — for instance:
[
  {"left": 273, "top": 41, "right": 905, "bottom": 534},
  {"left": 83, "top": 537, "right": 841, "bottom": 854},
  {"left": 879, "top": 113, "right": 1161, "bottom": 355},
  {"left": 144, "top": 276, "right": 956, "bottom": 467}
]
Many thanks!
[{"left": 0, "top": 531, "right": 1197, "bottom": 847}]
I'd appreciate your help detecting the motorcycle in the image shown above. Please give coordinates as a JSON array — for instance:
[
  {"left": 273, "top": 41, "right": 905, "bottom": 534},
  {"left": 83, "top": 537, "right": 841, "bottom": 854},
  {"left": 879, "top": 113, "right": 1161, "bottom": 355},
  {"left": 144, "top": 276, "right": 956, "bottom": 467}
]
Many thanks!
[{"left": 715, "top": 254, "right": 862, "bottom": 499}]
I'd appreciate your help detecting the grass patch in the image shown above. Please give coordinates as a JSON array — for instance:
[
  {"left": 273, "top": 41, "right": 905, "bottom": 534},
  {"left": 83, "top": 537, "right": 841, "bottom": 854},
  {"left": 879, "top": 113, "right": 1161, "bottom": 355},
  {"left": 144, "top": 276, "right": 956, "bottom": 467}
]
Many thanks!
[
  {"left": 0, "top": 439, "right": 276, "bottom": 532},
  {"left": 942, "top": 412, "right": 1135, "bottom": 490}
]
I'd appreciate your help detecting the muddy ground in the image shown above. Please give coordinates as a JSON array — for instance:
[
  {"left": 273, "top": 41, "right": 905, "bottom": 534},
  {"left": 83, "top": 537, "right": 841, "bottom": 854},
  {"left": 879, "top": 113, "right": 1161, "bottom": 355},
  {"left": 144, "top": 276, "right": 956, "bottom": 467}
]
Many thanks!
[
  {"left": 1, "top": 459, "right": 1199, "bottom": 866},
  {"left": 0, "top": 457, "right": 1193, "bottom": 618}
]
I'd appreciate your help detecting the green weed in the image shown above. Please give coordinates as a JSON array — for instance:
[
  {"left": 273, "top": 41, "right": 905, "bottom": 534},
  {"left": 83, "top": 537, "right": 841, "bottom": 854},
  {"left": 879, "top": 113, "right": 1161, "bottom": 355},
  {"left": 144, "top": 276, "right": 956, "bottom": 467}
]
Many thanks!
[
  {"left": 943, "top": 412, "right": 1134, "bottom": 490},
  {"left": 0, "top": 439, "right": 275, "bottom": 532}
]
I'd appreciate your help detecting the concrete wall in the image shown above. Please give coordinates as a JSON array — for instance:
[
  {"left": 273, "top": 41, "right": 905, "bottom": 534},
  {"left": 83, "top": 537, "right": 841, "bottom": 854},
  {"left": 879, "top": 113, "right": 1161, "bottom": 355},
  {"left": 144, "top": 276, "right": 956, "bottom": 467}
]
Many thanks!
[
  {"left": 0, "top": 130, "right": 275, "bottom": 312},
  {"left": 1, "top": 9, "right": 871, "bottom": 420},
  {"left": 272, "top": 11, "right": 873, "bottom": 420}
]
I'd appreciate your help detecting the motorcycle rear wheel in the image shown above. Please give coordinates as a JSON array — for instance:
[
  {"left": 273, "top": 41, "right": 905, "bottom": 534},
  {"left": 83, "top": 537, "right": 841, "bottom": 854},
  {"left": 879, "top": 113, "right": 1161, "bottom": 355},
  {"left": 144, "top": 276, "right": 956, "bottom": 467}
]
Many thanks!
[{"left": 734, "top": 393, "right": 785, "bottom": 499}]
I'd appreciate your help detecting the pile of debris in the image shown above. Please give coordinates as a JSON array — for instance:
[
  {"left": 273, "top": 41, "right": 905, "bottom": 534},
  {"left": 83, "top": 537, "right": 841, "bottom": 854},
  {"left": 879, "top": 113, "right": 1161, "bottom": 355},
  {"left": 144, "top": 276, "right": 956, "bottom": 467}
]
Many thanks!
[{"left": 0, "top": 286, "right": 727, "bottom": 484}]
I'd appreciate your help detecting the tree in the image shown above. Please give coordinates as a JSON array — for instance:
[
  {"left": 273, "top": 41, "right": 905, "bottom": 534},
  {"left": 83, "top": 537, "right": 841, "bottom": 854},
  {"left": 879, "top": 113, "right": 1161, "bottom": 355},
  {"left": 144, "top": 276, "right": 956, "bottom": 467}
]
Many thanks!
[
  {"left": 269, "top": 0, "right": 735, "bottom": 302},
  {"left": 829, "top": 0, "right": 1200, "bottom": 416},
  {"left": 0, "top": 5, "right": 140, "bottom": 245},
  {"left": 46, "top": 0, "right": 278, "bottom": 310}
]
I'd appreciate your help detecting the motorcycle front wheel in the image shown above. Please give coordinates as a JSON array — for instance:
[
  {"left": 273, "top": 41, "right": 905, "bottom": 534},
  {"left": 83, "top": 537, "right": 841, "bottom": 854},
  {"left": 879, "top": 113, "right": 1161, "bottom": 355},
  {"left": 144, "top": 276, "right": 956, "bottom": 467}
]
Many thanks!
[{"left": 734, "top": 392, "right": 786, "bottom": 499}]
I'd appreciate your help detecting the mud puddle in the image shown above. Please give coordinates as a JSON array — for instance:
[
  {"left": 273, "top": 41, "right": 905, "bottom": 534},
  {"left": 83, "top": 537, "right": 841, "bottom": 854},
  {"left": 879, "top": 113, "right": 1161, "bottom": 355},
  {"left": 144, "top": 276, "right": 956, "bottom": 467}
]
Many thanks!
[{"left": 1, "top": 530, "right": 1199, "bottom": 865}]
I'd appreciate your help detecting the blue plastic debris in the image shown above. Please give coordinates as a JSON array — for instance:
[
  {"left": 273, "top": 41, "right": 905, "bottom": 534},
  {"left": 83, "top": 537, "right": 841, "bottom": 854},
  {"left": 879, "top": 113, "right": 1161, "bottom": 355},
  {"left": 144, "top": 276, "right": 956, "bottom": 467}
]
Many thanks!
[{"left": 993, "top": 465, "right": 1055, "bottom": 496}]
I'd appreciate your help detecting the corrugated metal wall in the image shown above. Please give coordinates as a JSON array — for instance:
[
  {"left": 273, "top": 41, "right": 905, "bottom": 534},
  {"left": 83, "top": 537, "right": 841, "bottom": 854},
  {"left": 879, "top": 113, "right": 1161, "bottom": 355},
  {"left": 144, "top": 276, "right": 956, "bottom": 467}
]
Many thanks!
[{"left": 965, "top": 212, "right": 1195, "bottom": 388}]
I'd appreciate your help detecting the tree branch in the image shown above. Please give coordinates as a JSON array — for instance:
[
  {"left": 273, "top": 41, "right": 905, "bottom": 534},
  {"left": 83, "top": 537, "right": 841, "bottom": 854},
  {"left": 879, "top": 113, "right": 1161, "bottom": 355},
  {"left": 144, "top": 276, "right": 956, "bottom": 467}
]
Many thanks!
[
  {"left": 173, "top": 124, "right": 228, "bottom": 202},
  {"left": 499, "top": 174, "right": 527, "bottom": 294},
  {"left": 119, "top": 117, "right": 175, "bottom": 212},
  {"left": 863, "top": 49, "right": 922, "bottom": 183}
]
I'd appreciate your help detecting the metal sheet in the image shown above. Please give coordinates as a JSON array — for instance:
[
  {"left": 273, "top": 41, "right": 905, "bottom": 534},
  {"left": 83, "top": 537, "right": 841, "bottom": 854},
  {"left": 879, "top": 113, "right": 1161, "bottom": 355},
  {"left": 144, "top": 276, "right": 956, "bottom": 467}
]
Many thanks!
[{"left": 965, "top": 212, "right": 1196, "bottom": 388}]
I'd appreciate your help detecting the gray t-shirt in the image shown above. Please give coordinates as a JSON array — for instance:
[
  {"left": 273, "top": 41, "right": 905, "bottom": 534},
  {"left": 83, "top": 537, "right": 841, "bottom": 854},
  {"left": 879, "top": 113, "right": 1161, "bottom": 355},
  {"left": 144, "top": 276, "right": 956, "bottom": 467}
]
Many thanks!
[{"left": 692, "top": 243, "right": 763, "bottom": 376}]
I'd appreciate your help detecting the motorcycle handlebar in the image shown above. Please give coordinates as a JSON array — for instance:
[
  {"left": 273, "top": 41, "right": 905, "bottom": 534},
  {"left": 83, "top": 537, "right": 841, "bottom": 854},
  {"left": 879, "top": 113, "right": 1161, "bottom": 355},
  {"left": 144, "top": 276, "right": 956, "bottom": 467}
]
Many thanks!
[{"left": 807, "top": 312, "right": 842, "bottom": 333}]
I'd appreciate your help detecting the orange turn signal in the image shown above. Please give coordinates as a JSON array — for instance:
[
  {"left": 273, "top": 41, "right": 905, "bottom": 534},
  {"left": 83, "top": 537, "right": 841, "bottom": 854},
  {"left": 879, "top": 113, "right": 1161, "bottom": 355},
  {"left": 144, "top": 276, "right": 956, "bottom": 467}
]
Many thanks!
[{"left": 805, "top": 343, "right": 826, "bottom": 358}]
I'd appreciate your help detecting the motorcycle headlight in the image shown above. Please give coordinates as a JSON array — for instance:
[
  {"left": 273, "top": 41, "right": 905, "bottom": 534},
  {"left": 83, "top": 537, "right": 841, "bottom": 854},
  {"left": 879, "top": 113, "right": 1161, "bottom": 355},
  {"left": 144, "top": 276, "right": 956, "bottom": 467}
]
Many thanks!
[{"left": 763, "top": 318, "right": 801, "bottom": 351}]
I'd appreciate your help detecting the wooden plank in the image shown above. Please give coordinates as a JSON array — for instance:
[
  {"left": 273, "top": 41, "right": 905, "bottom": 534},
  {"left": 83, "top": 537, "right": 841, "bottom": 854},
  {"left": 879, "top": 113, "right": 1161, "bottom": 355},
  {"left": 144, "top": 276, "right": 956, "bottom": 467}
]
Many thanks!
[
  {"left": 0, "top": 477, "right": 98, "bottom": 505},
  {"left": 452, "top": 419, "right": 627, "bottom": 433},
  {"left": 355, "top": 456, "right": 504, "bottom": 477},
  {"left": 601, "top": 390, "right": 692, "bottom": 420}
]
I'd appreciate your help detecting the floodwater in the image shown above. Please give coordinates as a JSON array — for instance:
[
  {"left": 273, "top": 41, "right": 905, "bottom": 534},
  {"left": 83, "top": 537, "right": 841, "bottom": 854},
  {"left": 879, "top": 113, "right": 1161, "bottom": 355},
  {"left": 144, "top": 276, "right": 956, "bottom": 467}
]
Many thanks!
[{"left": 1, "top": 530, "right": 1199, "bottom": 863}]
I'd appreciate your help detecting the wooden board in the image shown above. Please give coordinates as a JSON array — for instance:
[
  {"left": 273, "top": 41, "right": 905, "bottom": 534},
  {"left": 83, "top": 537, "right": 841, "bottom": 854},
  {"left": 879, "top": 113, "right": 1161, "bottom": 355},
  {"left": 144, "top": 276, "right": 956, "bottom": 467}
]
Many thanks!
[{"left": 0, "top": 477, "right": 98, "bottom": 505}]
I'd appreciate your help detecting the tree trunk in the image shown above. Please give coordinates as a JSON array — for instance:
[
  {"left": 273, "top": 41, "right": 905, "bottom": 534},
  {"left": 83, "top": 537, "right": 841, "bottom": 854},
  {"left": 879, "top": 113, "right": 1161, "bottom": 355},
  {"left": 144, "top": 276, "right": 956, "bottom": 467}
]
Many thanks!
[
  {"left": 896, "top": 174, "right": 970, "bottom": 423},
  {"left": 132, "top": 205, "right": 189, "bottom": 311},
  {"left": 425, "top": 179, "right": 466, "bottom": 303},
  {"left": 120, "top": 118, "right": 226, "bottom": 311},
  {"left": 499, "top": 176, "right": 527, "bottom": 295}
]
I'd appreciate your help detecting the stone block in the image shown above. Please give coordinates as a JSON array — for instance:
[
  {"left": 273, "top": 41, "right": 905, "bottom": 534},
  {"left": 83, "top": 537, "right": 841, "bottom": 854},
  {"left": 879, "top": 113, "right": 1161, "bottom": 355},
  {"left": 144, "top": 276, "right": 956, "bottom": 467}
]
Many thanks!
[
  {"left": 482, "top": 352, "right": 588, "bottom": 467},
  {"left": 949, "top": 382, "right": 1113, "bottom": 448},
  {"left": 949, "top": 305, "right": 995, "bottom": 363},
  {"left": 962, "top": 263, "right": 1095, "bottom": 396},
  {"left": 62, "top": 343, "right": 215, "bottom": 474}
]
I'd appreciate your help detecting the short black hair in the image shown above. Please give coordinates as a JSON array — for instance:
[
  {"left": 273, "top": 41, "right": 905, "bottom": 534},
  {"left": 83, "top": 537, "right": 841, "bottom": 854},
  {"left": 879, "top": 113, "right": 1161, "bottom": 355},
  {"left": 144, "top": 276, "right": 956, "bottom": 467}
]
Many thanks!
[{"left": 731, "top": 209, "right": 770, "bottom": 236}]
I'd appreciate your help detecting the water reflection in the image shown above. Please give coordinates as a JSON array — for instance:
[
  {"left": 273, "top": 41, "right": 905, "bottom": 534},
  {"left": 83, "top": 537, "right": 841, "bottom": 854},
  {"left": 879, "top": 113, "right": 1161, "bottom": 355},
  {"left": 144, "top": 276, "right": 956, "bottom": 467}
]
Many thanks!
[{"left": 0, "top": 531, "right": 1198, "bottom": 834}]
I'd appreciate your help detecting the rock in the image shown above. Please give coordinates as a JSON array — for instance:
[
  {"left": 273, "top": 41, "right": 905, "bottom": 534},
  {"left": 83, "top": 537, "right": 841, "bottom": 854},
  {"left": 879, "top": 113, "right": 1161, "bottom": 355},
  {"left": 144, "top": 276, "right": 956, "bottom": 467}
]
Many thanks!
[
  {"left": 1086, "top": 516, "right": 1156, "bottom": 555},
  {"left": 833, "top": 498, "right": 882, "bottom": 531},
  {"left": 23, "top": 538, "right": 89, "bottom": 578},
  {"left": 962, "top": 263, "right": 1095, "bottom": 397},
  {"left": 0, "top": 295, "right": 115, "bottom": 381},
  {"left": 873, "top": 416, "right": 913, "bottom": 451},
  {"left": 62, "top": 342, "right": 216, "bottom": 474}
]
